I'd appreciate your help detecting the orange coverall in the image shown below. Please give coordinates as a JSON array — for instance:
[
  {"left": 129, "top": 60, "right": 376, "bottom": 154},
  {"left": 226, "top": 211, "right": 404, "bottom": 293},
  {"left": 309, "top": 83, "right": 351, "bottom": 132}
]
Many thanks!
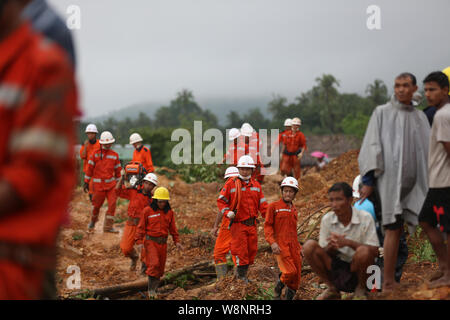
[
  {"left": 136, "top": 202, "right": 180, "bottom": 278},
  {"left": 0, "top": 23, "right": 79, "bottom": 299},
  {"left": 84, "top": 148, "right": 121, "bottom": 221},
  {"left": 217, "top": 178, "right": 268, "bottom": 266},
  {"left": 264, "top": 199, "right": 302, "bottom": 290},
  {"left": 214, "top": 178, "right": 237, "bottom": 265},
  {"left": 116, "top": 187, "right": 152, "bottom": 257},
  {"left": 132, "top": 146, "right": 154, "bottom": 173},
  {"left": 280, "top": 130, "right": 307, "bottom": 179},
  {"left": 79, "top": 139, "right": 100, "bottom": 197}
]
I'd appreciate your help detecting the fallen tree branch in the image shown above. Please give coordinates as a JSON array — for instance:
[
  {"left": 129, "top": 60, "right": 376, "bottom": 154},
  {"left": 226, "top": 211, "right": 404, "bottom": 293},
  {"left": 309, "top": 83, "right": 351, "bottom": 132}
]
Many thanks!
[
  {"left": 68, "top": 260, "right": 214, "bottom": 298},
  {"left": 297, "top": 205, "right": 329, "bottom": 235}
]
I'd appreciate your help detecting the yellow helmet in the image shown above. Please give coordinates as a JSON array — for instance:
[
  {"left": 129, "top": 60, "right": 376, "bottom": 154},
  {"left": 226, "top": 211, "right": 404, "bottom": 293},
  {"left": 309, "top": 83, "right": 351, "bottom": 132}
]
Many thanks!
[
  {"left": 443, "top": 66, "right": 450, "bottom": 95},
  {"left": 152, "top": 187, "right": 170, "bottom": 200}
]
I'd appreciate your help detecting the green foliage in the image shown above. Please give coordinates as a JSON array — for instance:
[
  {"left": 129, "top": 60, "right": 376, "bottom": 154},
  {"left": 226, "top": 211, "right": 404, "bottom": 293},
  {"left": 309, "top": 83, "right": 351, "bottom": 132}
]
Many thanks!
[
  {"left": 114, "top": 215, "right": 128, "bottom": 224},
  {"left": 177, "top": 164, "right": 223, "bottom": 183},
  {"left": 179, "top": 226, "right": 195, "bottom": 235},
  {"left": 72, "top": 289, "right": 94, "bottom": 300},
  {"left": 78, "top": 77, "right": 393, "bottom": 171},
  {"left": 410, "top": 227, "right": 437, "bottom": 263},
  {"left": 245, "top": 285, "right": 274, "bottom": 300},
  {"left": 72, "top": 233, "right": 83, "bottom": 241}
]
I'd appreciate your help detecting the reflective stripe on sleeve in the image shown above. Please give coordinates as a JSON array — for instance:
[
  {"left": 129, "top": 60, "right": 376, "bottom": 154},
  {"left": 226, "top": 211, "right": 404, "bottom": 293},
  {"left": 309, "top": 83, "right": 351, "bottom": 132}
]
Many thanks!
[
  {"left": 88, "top": 160, "right": 95, "bottom": 166},
  {"left": 218, "top": 195, "right": 229, "bottom": 203},
  {"left": 250, "top": 187, "right": 260, "bottom": 192},
  {"left": 221, "top": 207, "right": 230, "bottom": 214},
  {"left": 260, "top": 197, "right": 266, "bottom": 204},
  {"left": 9, "top": 128, "right": 69, "bottom": 157}
]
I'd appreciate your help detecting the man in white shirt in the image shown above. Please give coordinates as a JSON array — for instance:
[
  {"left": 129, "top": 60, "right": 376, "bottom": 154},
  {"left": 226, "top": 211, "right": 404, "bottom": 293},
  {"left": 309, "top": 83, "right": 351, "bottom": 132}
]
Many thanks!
[{"left": 303, "top": 182, "right": 379, "bottom": 300}]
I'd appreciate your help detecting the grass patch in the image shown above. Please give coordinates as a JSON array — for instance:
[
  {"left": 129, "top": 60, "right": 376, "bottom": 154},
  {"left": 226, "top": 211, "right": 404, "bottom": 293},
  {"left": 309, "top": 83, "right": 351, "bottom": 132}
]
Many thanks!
[
  {"left": 410, "top": 226, "right": 437, "bottom": 263},
  {"left": 179, "top": 226, "right": 195, "bottom": 235},
  {"left": 245, "top": 285, "right": 274, "bottom": 300}
]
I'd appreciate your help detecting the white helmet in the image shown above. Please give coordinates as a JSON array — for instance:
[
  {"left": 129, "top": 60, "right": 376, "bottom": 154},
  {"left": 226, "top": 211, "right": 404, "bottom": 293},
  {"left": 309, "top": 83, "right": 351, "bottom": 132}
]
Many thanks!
[
  {"left": 85, "top": 124, "right": 98, "bottom": 133},
  {"left": 129, "top": 133, "right": 143, "bottom": 145},
  {"left": 228, "top": 128, "right": 241, "bottom": 141},
  {"left": 237, "top": 155, "right": 255, "bottom": 168},
  {"left": 281, "top": 177, "right": 299, "bottom": 190},
  {"left": 284, "top": 118, "right": 292, "bottom": 126},
  {"left": 352, "top": 175, "right": 361, "bottom": 198},
  {"left": 224, "top": 166, "right": 239, "bottom": 179},
  {"left": 143, "top": 173, "right": 158, "bottom": 186},
  {"left": 292, "top": 117, "right": 302, "bottom": 126},
  {"left": 99, "top": 131, "right": 115, "bottom": 144},
  {"left": 240, "top": 123, "right": 254, "bottom": 137}
]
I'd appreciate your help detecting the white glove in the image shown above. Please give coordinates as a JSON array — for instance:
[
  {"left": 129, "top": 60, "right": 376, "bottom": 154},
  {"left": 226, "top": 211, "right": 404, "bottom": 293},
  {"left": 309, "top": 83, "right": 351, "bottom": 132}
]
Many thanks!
[{"left": 226, "top": 211, "right": 235, "bottom": 219}]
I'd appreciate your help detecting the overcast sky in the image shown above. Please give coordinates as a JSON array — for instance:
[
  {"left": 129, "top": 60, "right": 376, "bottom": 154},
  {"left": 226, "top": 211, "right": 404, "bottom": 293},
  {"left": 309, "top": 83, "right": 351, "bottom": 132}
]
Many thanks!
[{"left": 48, "top": 0, "right": 450, "bottom": 119}]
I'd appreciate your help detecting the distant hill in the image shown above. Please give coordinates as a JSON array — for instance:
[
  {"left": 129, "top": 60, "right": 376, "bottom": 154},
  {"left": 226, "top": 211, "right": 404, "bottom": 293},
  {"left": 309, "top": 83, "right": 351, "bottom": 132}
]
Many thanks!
[{"left": 84, "top": 96, "right": 272, "bottom": 126}]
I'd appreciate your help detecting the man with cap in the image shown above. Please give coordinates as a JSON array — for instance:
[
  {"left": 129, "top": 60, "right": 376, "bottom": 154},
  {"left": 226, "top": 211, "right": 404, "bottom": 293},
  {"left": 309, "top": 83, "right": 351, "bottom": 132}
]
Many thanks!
[
  {"left": 211, "top": 166, "right": 239, "bottom": 279},
  {"left": 130, "top": 133, "right": 154, "bottom": 173},
  {"left": 280, "top": 117, "right": 307, "bottom": 179},
  {"left": 223, "top": 128, "right": 242, "bottom": 166},
  {"left": 80, "top": 124, "right": 100, "bottom": 201},
  {"left": 116, "top": 172, "right": 158, "bottom": 271},
  {"left": 84, "top": 131, "right": 122, "bottom": 233},
  {"left": 217, "top": 156, "right": 268, "bottom": 282},
  {"left": 264, "top": 176, "right": 302, "bottom": 300}
]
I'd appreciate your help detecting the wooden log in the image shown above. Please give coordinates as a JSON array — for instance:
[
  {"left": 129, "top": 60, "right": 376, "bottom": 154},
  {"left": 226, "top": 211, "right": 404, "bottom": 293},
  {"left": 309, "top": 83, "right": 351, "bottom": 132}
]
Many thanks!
[{"left": 68, "top": 260, "right": 214, "bottom": 298}]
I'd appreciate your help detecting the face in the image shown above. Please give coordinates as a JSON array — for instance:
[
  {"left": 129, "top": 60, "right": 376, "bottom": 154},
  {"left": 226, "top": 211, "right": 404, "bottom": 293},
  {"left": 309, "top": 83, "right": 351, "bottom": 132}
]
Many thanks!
[
  {"left": 157, "top": 200, "right": 168, "bottom": 210},
  {"left": 292, "top": 125, "right": 299, "bottom": 132},
  {"left": 132, "top": 142, "right": 141, "bottom": 149},
  {"left": 238, "top": 167, "right": 253, "bottom": 177},
  {"left": 394, "top": 76, "right": 417, "bottom": 104},
  {"left": 328, "top": 190, "right": 352, "bottom": 217},
  {"left": 424, "top": 81, "right": 449, "bottom": 107},
  {"left": 285, "top": 126, "right": 291, "bottom": 131},
  {"left": 87, "top": 133, "right": 96, "bottom": 141},
  {"left": 102, "top": 143, "right": 113, "bottom": 150},
  {"left": 143, "top": 181, "right": 155, "bottom": 193},
  {"left": 282, "top": 186, "right": 296, "bottom": 202}
]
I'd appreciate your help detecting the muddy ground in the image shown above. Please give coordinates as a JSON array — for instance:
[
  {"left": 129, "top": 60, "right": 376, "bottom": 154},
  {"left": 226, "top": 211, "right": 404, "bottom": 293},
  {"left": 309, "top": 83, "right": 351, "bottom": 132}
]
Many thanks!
[{"left": 56, "top": 150, "right": 450, "bottom": 300}]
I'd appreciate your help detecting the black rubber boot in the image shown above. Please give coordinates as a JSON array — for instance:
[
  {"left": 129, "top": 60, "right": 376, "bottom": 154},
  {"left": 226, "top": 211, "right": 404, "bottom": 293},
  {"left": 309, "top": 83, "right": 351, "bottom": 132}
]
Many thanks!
[
  {"left": 141, "top": 262, "right": 147, "bottom": 276},
  {"left": 148, "top": 276, "right": 160, "bottom": 299},
  {"left": 274, "top": 276, "right": 285, "bottom": 300},
  {"left": 285, "top": 288, "right": 296, "bottom": 300},
  {"left": 236, "top": 265, "right": 249, "bottom": 283}
]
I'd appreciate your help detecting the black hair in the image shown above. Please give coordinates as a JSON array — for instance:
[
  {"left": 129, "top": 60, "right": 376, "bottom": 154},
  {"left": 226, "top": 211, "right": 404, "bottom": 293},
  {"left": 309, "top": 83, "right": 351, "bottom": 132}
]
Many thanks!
[
  {"left": 423, "top": 71, "right": 450, "bottom": 90},
  {"left": 150, "top": 199, "right": 171, "bottom": 213},
  {"left": 396, "top": 72, "right": 417, "bottom": 86},
  {"left": 328, "top": 182, "right": 353, "bottom": 198}
]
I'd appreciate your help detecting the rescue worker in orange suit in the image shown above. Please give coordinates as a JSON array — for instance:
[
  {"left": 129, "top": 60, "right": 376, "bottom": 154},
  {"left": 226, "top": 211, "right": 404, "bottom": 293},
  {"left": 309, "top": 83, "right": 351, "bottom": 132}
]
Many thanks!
[
  {"left": 276, "top": 118, "right": 292, "bottom": 146},
  {"left": 222, "top": 128, "right": 243, "bottom": 166},
  {"left": 217, "top": 155, "right": 268, "bottom": 282},
  {"left": 240, "top": 123, "right": 265, "bottom": 184},
  {"left": 136, "top": 187, "right": 183, "bottom": 299},
  {"left": 130, "top": 132, "right": 154, "bottom": 173},
  {"left": 116, "top": 172, "right": 158, "bottom": 271},
  {"left": 210, "top": 166, "right": 239, "bottom": 279},
  {"left": 264, "top": 177, "right": 302, "bottom": 300},
  {"left": 80, "top": 124, "right": 100, "bottom": 202},
  {"left": 84, "top": 131, "right": 122, "bottom": 233},
  {"left": 0, "top": 0, "right": 80, "bottom": 299},
  {"left": 280, "top": 117, "right": 307, "bottom": 179}
]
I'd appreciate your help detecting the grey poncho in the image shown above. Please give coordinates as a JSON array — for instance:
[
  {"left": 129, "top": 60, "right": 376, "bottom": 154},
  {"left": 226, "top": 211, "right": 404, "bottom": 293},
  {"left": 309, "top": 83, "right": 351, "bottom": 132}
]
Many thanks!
[{"left": 358, "top": 95, "right": 430, "bottom": 227}]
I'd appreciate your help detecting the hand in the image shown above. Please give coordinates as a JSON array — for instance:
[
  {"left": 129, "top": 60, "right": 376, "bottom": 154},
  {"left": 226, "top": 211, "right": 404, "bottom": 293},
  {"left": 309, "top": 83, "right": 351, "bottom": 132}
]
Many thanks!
[
  {"left": 226, "top": 211, "right": 235, "bottom": 219},
  {"left": 83, "top": 182, "right": 89, "bottom": 193},
  {"left": 329, "top": 232, "right": 347, "bottom": 249},
  {"left": 271, "top": 242, "right": 281, "bottom": 255},
  {"left": 359, "top": 185, "right": 373, "bottom": 204},
  {"left": 176, "top": 243, "right": 184, "bottom": 251},
  {"left": 298, "top": 153, "right": 304, "bottom": 160},
  {"left": 121, "top": 168, "right": 126, "bottom": 176},
  {"left": 83, "top": 140, "right": 89, "bottom": 146},
  {"left": 210, "top": 226, "right": 219, "bottom": 237},
  {"left": 135, "top": 244, "right": 143, "bottom": 252}
]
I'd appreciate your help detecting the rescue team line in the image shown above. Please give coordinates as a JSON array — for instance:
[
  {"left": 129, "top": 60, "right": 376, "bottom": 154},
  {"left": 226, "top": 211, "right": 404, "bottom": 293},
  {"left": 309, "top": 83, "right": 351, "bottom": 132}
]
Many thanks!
[{"left": 178, "top": 304, "right": 272, "bottom": 317}]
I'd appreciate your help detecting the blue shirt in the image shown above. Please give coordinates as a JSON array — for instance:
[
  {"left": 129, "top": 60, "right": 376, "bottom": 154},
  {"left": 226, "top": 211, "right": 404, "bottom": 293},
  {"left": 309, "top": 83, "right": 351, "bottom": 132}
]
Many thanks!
[{"left": 353, "top": 199, "right": 376, "bottom": 221}]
